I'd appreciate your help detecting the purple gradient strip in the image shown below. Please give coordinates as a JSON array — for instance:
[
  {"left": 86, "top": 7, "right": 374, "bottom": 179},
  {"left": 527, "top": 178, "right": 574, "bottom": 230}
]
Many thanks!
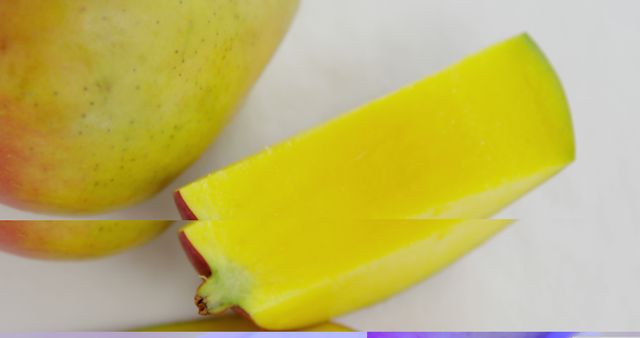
[{"left": 368, "top": 333, "right": 578, "bottom": 338}]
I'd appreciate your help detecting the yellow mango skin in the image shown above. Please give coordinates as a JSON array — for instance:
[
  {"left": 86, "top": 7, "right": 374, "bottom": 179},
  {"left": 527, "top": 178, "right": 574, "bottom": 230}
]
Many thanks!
[
  {"left": 177, "top": 34, "right": 574, "bottom": 220},
  {"left": 0, "top": 0, "right": 298, "bottom": 214},
  {"left": 0, "top": 220, "right": 171, "bottom": 259},
  {"left": 137, "top": 316, "right": 352, "bottom": 332},
  {"left": 182, "top": 219, "right": 509, "bottom": 330}
]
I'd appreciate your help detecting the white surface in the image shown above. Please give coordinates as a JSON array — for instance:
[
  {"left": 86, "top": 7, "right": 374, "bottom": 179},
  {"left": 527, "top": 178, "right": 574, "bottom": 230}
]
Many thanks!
[{"left": 1, "top": 0, "right": 639, "bottom": 331}]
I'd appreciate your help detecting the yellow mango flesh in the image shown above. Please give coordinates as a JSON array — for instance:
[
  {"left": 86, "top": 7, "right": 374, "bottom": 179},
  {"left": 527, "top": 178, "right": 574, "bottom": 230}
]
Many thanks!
[
  {"left": 182, "top": 219, "right": 509, "bottom": 330},
  {"left": 0, "top": 0, "right": 298, "bottom": 213},
  {"left": 0, "top": 220, "right": 171, "bottom": 259},
  {"left": 177, "top": 34, "right": 574, "bottom": 220},
  {"left": 136, "top": 316, "right": 352, "bottom": 332}
]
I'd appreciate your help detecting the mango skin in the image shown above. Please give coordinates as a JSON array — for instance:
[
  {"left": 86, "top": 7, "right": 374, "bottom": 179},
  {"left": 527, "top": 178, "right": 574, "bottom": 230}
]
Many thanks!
[
  {"left": 0, "top": 220, "right": 171, "bottom": 260},
  {"left": 136, "top": 316, "right": 353, "bottom": 332},
  {"left": 0, "top": 0, "right": 298, "bottom": 214}
]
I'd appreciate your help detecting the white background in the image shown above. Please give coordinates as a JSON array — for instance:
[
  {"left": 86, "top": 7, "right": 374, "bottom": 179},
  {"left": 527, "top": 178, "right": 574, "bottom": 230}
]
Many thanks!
[{"left": 1, "top": 0, "right": 639, "bottom": 331}]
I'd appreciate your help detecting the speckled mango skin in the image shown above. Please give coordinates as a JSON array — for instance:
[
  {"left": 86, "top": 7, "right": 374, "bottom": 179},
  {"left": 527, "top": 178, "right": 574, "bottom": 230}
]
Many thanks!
[
  {"left": 0, "top": 0, "right": 298, "bottom": 214},
  {"left": 0, "top": 220, "right": 171, "bottom": 259}
]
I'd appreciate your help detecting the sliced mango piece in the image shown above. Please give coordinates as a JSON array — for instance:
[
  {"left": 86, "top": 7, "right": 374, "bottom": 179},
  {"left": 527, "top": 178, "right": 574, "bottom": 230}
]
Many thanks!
[
  {"left": 180, "top": 219, "right": 510, "bottom": 330},
  {"left": 175, "top": 33, "right": 574, "bottom": 220}
]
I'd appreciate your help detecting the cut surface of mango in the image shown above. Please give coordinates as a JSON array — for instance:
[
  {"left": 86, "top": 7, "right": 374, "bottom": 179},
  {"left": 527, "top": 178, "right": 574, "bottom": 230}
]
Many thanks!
[
  {"left": 176, "top": 33, "right": 574, "bottom": 220},
  {"left": 181, "top": 219, "right": 510, "bottom": 330}
]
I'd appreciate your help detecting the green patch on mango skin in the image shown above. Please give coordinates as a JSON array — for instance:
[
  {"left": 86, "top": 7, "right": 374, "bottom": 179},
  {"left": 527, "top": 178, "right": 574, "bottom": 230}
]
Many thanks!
[{"left": 182, "top": 221, "right": 254, "bottom": 314}]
